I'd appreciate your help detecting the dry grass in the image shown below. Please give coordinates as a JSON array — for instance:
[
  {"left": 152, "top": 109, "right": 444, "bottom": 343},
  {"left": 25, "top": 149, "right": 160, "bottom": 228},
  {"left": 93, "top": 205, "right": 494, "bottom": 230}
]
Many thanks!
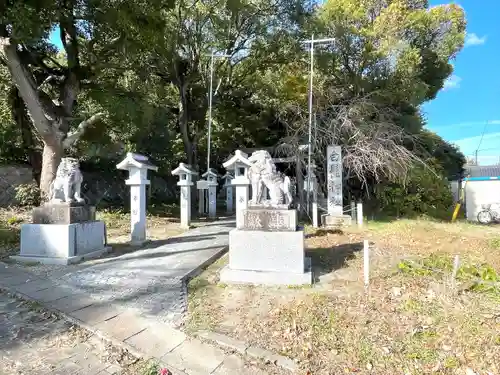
[{"left": 187, "top": 219, "right": 500, "bottom": 375}]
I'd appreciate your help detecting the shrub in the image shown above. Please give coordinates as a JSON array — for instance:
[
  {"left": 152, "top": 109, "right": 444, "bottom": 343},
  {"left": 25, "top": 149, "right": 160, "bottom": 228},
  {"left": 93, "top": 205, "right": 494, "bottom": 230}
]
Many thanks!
[
  {"left": 374, "top": 161, "right": 453, "bottom": 219},
  {"left": 14, "top": 183, "right": 41, "bottom": 207}
]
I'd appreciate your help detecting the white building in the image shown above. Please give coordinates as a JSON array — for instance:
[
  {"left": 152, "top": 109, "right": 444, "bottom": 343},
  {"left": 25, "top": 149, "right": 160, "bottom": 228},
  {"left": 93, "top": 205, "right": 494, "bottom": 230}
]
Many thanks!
[{"left": 458, "top": 165, "right": 500, "bottom": 222}]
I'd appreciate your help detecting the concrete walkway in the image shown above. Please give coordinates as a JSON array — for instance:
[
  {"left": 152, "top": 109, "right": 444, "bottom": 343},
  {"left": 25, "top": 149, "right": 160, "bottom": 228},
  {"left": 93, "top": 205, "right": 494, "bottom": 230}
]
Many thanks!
[{"left": 0, "top": 220, "right": 278, "bottom": 374}]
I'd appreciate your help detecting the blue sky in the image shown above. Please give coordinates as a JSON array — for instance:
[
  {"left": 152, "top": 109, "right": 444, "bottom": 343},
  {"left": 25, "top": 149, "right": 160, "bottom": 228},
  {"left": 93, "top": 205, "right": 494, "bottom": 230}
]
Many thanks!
[{"left": 424, "top": 0, "right": 500, "bottom": 164}]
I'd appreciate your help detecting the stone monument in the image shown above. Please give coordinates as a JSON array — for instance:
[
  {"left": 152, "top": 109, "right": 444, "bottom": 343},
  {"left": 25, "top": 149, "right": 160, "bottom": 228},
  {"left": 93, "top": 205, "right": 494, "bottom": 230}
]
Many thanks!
[
  {"left": 172, "top": 162, "right": 197, "bottom": 229},
  {"left": 116, "top": 153, "right": 158, "bottom": 245},
  {"left": 322, "top": 145, "right": 351, "bottom": 228},
  {"left": 12, "top": 157, "right": 109, "bottom": 265},
  {"left": 220, "top": 150, "right": 312, "bottom": 286}
]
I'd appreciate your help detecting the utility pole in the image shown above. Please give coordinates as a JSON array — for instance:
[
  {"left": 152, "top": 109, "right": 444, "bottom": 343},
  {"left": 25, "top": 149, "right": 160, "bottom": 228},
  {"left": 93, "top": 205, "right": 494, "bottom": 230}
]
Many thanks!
[
  {"left": 301, "top": 35, "right": 335, "bottom": 216},
  {"left": 206, "top": 52, "right": 230, "bottom": 174}
]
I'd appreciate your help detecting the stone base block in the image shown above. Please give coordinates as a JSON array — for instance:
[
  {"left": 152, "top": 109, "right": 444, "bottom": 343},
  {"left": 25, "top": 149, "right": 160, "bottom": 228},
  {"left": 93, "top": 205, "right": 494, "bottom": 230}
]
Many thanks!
[
  {"left": 239, "top": 208, "right": 297, "bottom": 231},
  {"left": 32, "top": 203, "right": 96, "bottom": 224},
  {"left": 13, "top": 221, "right": 107, "bottom": 265},
  {"left": 220, "top": 258, "right": 312, "bottom": 286},
  {"left": 321, "top": 214, "right": 352, "bottom": 228},
  {"left": 228, "top": 228, "right": 304, "bottom": 274},
  {"left": 11, "top": 247, "right": 111, "bottom": 265}
]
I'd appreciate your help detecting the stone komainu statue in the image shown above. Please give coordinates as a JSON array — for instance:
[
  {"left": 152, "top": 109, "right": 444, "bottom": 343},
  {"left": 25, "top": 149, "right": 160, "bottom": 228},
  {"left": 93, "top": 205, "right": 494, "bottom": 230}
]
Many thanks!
[
  {"left": 49, "top": 157, "right": 85, "bottom": 204},
  {"left": 248, "top": 150, "right": 292, "bottom": 206}
]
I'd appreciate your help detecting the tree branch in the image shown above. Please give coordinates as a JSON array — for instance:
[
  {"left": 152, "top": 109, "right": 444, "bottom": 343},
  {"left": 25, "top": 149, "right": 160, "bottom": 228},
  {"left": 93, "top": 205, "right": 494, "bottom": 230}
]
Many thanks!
[
  {"left": 63, "top": 112, "right": 104, "bottom": 149},
  {"left": 0, "top": 37, "right": 55, "bottom": 138}
]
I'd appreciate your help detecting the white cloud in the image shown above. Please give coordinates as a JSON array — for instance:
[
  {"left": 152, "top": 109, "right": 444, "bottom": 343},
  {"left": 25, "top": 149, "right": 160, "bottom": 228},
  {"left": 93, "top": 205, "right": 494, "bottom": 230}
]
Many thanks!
[
  {"left": 443, "top": 75, "right": 462, "bottom": 90},
  {"left": 431, "top": 120, "right": 500, "bottom": 130},
  {"left": 452, "top": 132, "right": 500, "bottom": 155},
  {"left": 465, "top": 33, "right": 487, "bottom": 47}
]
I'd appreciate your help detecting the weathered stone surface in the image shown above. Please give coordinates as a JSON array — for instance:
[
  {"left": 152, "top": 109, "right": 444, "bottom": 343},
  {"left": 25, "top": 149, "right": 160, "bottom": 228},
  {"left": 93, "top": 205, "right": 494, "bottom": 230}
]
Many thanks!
[
  {"left": 228, "top": 228, "right": 305, "bottom": 274},
  {"left": 28, "top": 285, "right": 76, "bottom": 303},
  {"left": 196, "top": 330, "right": 248, "bottom": 354},
  {"left": 220, "top": 263, "right": 312, "bottom": 286},
  {"left": 48, "top": 294, "right": 95, "bottom": 314},
  {"left": 69, "top": 303, "right": 122, "bottom": 325},
  {"left": 16, "top": 221, "right": 106, "bottom": 263},
  {"left": 239, "top": 208, "right": 297, "bottom": 232},
  {"left": 57, "top": 222, "right": 232, "bottom": 325},
  {"left": 322, "top": 214, "right": 352, "bottom": 228},
  {"left": 212, "top": 354, "right": 269, "bottom": 375},
  {"left": 161, "top": 338, "right": 226, "bottom": 375},
  {"left": 32, "top": 203, "right": 96, "bottom": 224},
  {"left": 94, "top": 311, "right": 149, "bottom": 341},
  {"left": 0, "top": 292, "right": 125, "bottom": 375},
  {"left": 125, "top": 322, "right": 187, "bottom": 358}
]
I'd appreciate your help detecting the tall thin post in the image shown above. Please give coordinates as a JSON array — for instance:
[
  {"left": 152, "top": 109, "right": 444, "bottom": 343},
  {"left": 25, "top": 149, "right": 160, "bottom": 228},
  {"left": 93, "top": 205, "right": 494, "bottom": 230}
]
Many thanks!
[
  {"left": 306, "top": 35, "right": 314, "bottom": 214},
  {"left": 207, "top": 52, "right": 214, "bottom": 174},
  {"left": 205, "top": 52, "right": 230, "bottom": 174},
  {"left": 301, "top": 36, "right": 335, "bottom": 221}
]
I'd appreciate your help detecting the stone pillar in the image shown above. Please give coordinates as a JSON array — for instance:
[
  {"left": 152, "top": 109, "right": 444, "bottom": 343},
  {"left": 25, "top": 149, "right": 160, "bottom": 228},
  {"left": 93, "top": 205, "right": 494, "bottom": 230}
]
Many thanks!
[
  {"left": 172, "top": 163, "right": 197, "bottom": 229},
  {"left": 202, "top": 169, "right": 218, "bottom": 219},
  {"left": 117, "top": 153, "right": 158, "bottom": 245},
  {"left": 222, "top": 150, "right": 251, "bottom": 227},
  {"left": 222, "top": 173, "right": 234, "bottom": 213},
  {"left": 129, "top": 183, "right": 147, "bottom": 244},
  {"left": 198, "top": 186, "right": 206, "bottom": 215},
  {"left": 327, "top": 145, "right": 343, "bottom": 215}
]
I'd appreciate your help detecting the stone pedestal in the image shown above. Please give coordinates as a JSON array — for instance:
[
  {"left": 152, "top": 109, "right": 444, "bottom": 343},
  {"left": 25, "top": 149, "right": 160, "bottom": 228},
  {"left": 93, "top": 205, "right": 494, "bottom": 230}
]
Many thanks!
[
  {"left": 32, "top": 203, "right": 96, "bottom": 224},
  {"left": 12, "top": 221, "right": 108, "bottom": 265},
  {"left": 238, "top": 207, "right": 297, "bottom": 231},
  {"left": 220, "top": 208, "right": 312, "bottom": 286},
  {"left": 321, "top": 214, "right": 352, "bottom": 228}
]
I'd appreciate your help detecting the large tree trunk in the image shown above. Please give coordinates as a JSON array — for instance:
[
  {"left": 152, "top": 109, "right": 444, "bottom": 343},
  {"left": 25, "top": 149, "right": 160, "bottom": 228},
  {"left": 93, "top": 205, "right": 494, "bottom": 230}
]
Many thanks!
[{"left": 40, "top": 138, "right": 63, "bottom": 200}]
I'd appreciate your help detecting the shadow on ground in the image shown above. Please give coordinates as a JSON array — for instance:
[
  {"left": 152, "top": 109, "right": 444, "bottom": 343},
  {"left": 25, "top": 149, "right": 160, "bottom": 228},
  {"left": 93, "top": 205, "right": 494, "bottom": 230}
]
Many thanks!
[{"left": 306, "top": 242, "right": 364, "bottom": 282}]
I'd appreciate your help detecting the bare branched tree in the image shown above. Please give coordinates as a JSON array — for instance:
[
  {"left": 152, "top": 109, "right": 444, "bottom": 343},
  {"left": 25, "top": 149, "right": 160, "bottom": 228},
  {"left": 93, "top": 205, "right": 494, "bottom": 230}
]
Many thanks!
[{"left": 277, "top": 86, "right": 425, "bottom": 190}]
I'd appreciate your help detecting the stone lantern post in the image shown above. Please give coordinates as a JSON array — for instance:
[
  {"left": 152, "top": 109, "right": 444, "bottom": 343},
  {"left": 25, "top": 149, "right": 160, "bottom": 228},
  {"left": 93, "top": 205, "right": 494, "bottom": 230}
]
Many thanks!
[
  {"left": 116, "top": 153, "right": 158, "bottom": 245},
  {"left": 172, "top": 162, "right": 197, "bottom": 229},
  {"left": 202, "top": 169, "right": 218, "bottom": 218},
  {"left": 222, "top": 150, "right": 251, "bottom": 227},
  {"left": 221, "top": 172, "right": 234, "bottom": 213}
]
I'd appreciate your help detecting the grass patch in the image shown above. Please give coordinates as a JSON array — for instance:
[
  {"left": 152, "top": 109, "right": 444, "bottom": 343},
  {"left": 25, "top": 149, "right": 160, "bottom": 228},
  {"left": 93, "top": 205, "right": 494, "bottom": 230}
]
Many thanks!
[{"left": 186, "top": 218, "right": 500, "bottom": 374}]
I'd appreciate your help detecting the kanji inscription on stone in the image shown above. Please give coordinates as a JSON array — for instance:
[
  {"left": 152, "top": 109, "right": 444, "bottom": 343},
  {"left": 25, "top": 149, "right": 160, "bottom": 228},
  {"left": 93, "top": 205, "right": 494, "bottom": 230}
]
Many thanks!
[{"left": 327, "top": 145, "right": 343, "bottom": 215}]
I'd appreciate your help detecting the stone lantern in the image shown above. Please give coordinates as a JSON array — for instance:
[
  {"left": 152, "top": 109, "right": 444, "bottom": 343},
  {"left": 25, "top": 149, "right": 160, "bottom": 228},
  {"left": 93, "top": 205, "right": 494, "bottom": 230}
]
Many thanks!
[
  {"left": 222, "top": 150, "right": 251, "bottom": 227},
  {"left": 201, "top": 169, "right": 218, "bottom": 218},
  {"left": 172, "top": 163, "right": 198, "bottom": 229},
  {"left": 116, "top": 152, "right": 158, "bottom": 245}
]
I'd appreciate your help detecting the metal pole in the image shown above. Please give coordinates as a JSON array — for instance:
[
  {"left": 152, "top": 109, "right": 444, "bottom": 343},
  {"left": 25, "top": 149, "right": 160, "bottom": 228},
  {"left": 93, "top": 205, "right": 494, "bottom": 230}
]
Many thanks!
[
  {"left": 306, "top": 35, "right": 314, "bottom": 214},
  {"left": 207, "top": 52, "right": 214, "bottom": 174}
]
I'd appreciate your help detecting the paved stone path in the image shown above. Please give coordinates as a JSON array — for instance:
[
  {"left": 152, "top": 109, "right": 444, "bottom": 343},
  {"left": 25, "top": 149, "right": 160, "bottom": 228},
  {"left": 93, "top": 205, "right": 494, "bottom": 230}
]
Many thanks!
[
  {"left": 0, "top": 292, "right": 128, "bottom": 375},
  {"left": 0, "top": 220, "right": 285, "bottom": 374}
]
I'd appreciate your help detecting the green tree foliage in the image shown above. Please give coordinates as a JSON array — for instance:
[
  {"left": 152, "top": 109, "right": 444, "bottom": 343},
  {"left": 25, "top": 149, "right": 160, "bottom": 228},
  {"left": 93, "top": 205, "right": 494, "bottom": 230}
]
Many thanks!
[{"left": 0, "top": 0, "right": 466, "bottom": 215}]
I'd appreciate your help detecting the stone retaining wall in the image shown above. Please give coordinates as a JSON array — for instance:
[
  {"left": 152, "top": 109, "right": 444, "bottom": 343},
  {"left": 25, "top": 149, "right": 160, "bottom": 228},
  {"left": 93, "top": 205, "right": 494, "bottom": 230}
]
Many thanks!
[{"left": 0, "top": 164, "right": 35, "bottom": 207}]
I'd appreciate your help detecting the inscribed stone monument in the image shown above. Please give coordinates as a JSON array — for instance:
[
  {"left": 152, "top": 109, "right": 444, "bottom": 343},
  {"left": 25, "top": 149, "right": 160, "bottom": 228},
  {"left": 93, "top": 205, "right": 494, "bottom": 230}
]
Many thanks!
[
  {"left": 220, "top": 150, "right": 312, "bottom": 286},
  {"left": 12, "top": 158, "right": 109, "bottom": 265},
  {"left": 323, "top": 146, "right": 351, "bottom": 228}
]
